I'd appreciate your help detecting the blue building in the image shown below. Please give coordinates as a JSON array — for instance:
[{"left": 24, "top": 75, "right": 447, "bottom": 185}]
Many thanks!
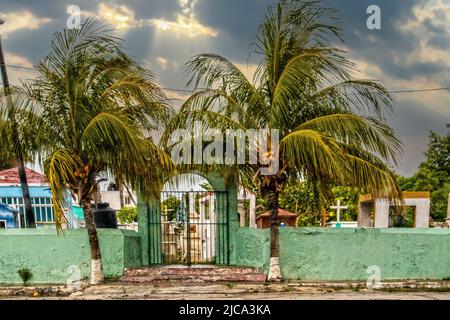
[
  {"left": 0, "top": 167, "right": 77, "bottom": 228},
  {"left": 0, "top": 203, "right": 19, "bottom": 229}
]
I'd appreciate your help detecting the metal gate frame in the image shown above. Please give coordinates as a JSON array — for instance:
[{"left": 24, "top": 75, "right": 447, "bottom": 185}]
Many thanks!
[{"left": 149, "top": 190, "right": 230, "bottom": 266}]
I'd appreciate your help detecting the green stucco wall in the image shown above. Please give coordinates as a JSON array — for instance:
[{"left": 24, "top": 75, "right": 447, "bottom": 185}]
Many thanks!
[
  {"left": 1, "top": 226, "right": 449, "bottom": 283},
  {"left": 235, "top": 227, "right": 450, "bottom": 281},
  {"left": 234, "top": 228, "right": 271, "bottom": 273},
  {"left": 123, "top": 231, "right": 143, "bottom": 269},
  {"left": 0, "top": 229, "right": 142, "bottom": 284},
  {"left": 280, "top": 228, "right": 450, "bottom": 280}
]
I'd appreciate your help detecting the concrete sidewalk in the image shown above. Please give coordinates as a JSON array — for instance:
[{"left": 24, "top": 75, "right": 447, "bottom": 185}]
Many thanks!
[{"left": 1, "top": 282, "right": 450, "bottom": 300}]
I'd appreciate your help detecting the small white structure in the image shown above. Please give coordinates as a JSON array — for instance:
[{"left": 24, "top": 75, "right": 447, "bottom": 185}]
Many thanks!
[
  {"left": 237, "top": 187, "right": 256, "bottom": 228},
  {"left": 358, "top": 192, "right": 431, "bottom": 228},
  {"left": 100, "top": 190, "right": 136, "bottom": 211},
  {"left": 198, "top": 192, "right": 216, "bottom": 261}
]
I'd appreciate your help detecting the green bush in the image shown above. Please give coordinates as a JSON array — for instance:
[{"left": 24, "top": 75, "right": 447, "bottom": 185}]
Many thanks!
[{"left": 116, "top": 206, "right": 138, "bottom": 224}]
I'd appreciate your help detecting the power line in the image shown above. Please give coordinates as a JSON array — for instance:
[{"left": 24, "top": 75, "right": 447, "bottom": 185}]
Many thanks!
[
  {"left": 387, "top": 87, "right": 450, "bottom": 94},
  {"left": 5, "top": 64, "right": 37, "bottom": 71},
  {"left": 4, "top": 63, "right": 450, "bottom": 95},
  {"left": 160, "top": 86, "right": 450, "bottom": 94},
  {"left": 162, "top": 87, "right": 193, "bottom": 93}
]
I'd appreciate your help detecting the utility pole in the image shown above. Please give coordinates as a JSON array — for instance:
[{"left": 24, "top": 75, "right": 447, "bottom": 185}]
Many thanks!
[
  {"left": 0, "top": 19, "right": 36, "bottom": 228},
  {"left": 0, "top": 22, "right": 10, "bottom": 91}
]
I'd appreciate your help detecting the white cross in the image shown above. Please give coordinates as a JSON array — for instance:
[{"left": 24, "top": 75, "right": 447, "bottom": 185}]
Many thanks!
[{"left": 330, "top": 200, "right": 348, "bottom": 224}]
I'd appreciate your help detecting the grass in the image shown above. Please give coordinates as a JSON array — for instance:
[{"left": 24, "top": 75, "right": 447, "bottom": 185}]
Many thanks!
[{"left": 225, "top": 282, "right": 235, "bottom": 289}]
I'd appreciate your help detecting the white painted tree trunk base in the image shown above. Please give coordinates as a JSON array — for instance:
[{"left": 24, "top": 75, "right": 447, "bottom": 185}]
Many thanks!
[
  {"left": 90, "top": 259, "right": 104, "bottom": 285},
  {"left": 267, "top": 257, "right": 282, "bottom": 281}
]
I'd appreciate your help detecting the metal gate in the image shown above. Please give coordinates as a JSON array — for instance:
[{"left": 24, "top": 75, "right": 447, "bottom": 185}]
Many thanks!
[{"left": 149, "top": 191, "right": 230, "bottom": 265}]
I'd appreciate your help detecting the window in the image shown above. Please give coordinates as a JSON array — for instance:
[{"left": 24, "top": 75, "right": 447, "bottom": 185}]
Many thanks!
[
  {"left": 0, "top": 220, "right": 6, "bottom": 229},
  {"left": 32, "top": 197, "right": 54, "bottom": 223},
  {"left": 0, "top": 197, "right": 55, "bottom": 224}
]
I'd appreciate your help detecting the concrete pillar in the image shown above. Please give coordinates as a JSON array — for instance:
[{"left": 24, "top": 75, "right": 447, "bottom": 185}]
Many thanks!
[
  {"left": 148, "top": 199, "right": 163, "bottom": 264},
  {"left": 138, "top": 196, "right": 162, "bottom": 265},
  {"left": 374, "top": 199, "right": 389, "bottom": 227},
  {"left": 215, "top": 191, "right": 228, "bottom": 264},
  {"left": 249, "top": 193, "right": 256, "bottom": 228},
  {"left": 137, "top": 196, "right": 149, "bottom": 265},
  {"left": 413, "top": 198, "right": 430, "bottom": 228}
]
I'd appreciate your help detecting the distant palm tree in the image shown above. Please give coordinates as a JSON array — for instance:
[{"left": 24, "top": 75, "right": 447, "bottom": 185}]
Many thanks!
[
  {"left": 30, "top": 19, "right": 174, "bottom": 284},
  {"left": 167, "top": 0, "right": 402, "bottom": 280}
]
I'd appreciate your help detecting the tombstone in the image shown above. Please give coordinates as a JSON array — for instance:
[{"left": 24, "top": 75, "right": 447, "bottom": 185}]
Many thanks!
[
  {"left": 199, "top": 192, "right": 216, "bottom": 261},
  {"left": 184, "top": 190, "right": 202, "bottom": 262},
  {"left": 237, "top": 186, "right": 256, "bottom": 228},
  {"left": 358, "top": 192, "right": 430, "bottom": 228},
  {"left": 329, "top": 200, "right": 348, "bottom": 228}
]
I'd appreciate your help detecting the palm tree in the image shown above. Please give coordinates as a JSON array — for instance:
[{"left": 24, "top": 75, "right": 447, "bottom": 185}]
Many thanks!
[
  {"left": 1, "top": 34, "right": 36, "bottom": 227},
  {"left": 166, "top": 0, "right": 402, "bottom": 280},
  {"left": 30, "top": 19, "right": 174, "bottom": 284},
  {"left": 0, "top": 89, "right": 39, "bottom": 228}
]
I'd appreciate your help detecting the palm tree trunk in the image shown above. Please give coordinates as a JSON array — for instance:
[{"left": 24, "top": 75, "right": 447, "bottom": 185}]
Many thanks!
[
  {"left": 80, "top": 184, "right": 104, "bottom": 285},
  {"left": 16, "top": 152, "right": 35, "bottom": 228},
  {"left": 124, "top": 183, "right": 136, "bottom": 205},
  {"left": 118, "top": 176, "right": 125, "bottom": 208},
  {"left": 267, "top": 186, "right": 282, "bottom": 281},
  {"left": 321, "top": 208, "right": 328, "bottom": 227}
]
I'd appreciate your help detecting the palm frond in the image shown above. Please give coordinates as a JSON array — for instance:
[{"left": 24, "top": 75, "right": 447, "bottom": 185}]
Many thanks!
[
  {"left": 44, "top": 149, "right": 83, "bottom": 231},
  {"left": 280, "top": 129, "right": 344, "bottom": 180},
  {"left": 297, "top": 113, "right": 402, "bottom": 163}
]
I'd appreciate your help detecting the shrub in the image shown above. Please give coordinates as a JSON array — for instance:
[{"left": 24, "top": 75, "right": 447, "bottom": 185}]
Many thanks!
[
  {"left": 18, "top": 267, "right": 32, "bottom": 285},
  {"left": 116, "top": 206, "right": 137, "bottom": 224}
]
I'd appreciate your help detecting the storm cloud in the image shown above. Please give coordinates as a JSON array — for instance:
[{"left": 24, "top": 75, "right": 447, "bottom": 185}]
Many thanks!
[{"left": 0, "top": 0, "right": 449, "bottom": 176}]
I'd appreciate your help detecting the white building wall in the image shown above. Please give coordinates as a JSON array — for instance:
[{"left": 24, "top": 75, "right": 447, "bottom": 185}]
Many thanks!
[
  {"left": 100, "top": 191, "right": 137, "bottom": 211},
  {"left": 374, "top": 199, "right": 390, "bottom": 227}
]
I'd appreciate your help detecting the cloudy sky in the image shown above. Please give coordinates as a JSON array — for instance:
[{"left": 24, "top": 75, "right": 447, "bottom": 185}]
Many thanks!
[{"left": 0, "top": 0, "right": 449, "bottom": 177}]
